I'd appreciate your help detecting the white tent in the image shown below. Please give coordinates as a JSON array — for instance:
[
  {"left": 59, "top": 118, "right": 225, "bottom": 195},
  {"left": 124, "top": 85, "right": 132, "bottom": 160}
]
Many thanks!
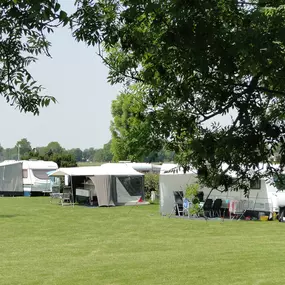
[
  {"left": 160, "top": 168, "right": 282, "bottom": 216},
  {"left": 50, "top": 164, "right": 145, "bottom": 206}
]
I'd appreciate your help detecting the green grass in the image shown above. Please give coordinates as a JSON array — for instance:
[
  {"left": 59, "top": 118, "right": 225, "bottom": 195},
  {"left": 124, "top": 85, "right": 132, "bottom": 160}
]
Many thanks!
[{"left": 0, "top": 198, "right": 284, "bottom": 285}]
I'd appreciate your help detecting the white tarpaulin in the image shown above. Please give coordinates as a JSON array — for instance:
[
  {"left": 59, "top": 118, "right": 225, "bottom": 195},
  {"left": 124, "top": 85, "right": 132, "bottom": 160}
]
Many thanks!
[{"left": 160, "top": 173, "right": 198, "bottom": 215}]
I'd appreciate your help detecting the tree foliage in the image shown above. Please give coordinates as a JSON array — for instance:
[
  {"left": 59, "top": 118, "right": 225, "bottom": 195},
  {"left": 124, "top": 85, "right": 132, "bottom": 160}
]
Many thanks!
[
  {"left": 110, "top": 83, "right": 161, "bottom": 161},
  {"left": 73, "top": 0, "right": 285, "bottom": 192},
  {"left": 22, "top": 149, "right": 77, "bottom": 168},
  {"left": 93, "top": 141, "right": 113, "bottom": 162},
  {"left": 144, "top": 172, "right": 159, "bottom": 199},
  {"left": 0, "top": 0, "right": 69, "bottom": 114},
  {"left": 45, "top": 141, "right": 64, "bottom": 154},
  {"left": 15, "top": 138, "right": 32, "bottom": 157}
]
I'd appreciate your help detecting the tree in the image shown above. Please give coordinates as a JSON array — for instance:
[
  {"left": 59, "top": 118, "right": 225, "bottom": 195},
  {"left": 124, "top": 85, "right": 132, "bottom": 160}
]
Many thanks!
[
  {"left": 73, "top": 0, "right": 285, "bottom": 192},
  {"left": 93, "top": 141, "right": 113, "bottom": 162},
  {"left": 102, "top": 141, "right": 113, "bottom": 162},
  {"left": 0, "top": 0, "right": 69, "bottom": 114},
  {"left": 110, "top": 84, "right": 159, "bottom": 161},
  {"left": 22, "top": 149, "right": 77, "bottom": 168},
  {"left": 69, "top": 148, "right": 83, "bottom": 162},
  {"left": 0, "top": 144, "right": 4, "bottom": 162},
  {"left": 16, "top": 138, "right": 32, "bottom": 158},
  {"left": 93, "top": 148, "right": 104, "bottom": 162},
  {"left": 144, "top": 173, "right": 159, "bottom": 199},
  {"left": 82, "top": 148, "right": 95, "bottom": 162},
  {"left": 50, "top": 153, "right": 77, "bottom": 168},
  {"left": 46, "top": 141, "right": 63, "bottom": 154}
]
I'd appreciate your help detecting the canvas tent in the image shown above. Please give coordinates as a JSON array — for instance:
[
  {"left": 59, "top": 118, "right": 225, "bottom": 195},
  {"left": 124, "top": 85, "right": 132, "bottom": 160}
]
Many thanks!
[
  {"left": 50, "top": 163, "right": 145, "bottom": 206},
  {"left": 0, "top": 161, "right": 23, "bottom": 196},
  {"left": 160, "top": 165, "right": 283, "bottom": 216}
]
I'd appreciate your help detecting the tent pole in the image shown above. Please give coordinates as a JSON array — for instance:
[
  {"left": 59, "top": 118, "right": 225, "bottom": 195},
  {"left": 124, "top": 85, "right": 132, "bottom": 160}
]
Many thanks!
[{"left": 70, "top": 175, "right": 74, "bottom": 208}]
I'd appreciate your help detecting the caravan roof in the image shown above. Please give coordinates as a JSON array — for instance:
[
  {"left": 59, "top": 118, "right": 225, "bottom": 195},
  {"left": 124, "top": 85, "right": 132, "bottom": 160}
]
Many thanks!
[
  {"left": 0, "top": 160, "right": 22, "bottom": 167},
  {"left": 162, "top": 163, "right": 284, "bottom": 177},
  {"left": 0, "top": 160, "right": 58, "bottom": 169}
]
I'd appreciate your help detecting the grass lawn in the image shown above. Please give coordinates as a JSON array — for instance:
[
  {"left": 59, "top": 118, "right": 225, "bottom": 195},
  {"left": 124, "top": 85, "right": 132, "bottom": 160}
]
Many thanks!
[{"left": 0, "top": 197, "right": 284, "bottom": 285}]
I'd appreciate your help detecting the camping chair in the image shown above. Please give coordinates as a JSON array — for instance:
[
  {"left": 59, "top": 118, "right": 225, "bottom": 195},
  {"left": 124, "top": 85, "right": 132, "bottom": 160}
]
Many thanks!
[
  {"left": 183, "top": 198, "right": 191, "bottom": 218},
  {"left": 50, "top": 185, "right": 62, "bottom": 204},
  {"left": 203, "top": 199, "right": 213, "bottom": 218},
  {"left": 169, "top": 191, "right": 184, "bottom": 217},
  {"left": 232, "top": 200, "right": 247, "bottom": 220},
  {"left": 229, "top": 200, "right": 242, "bottom": 220},
  {"left": 60, "top": 187, "right": 73, "bottom": 206},
  {"left": 212, "top": 199, "right": 222, "bottom": 217}
]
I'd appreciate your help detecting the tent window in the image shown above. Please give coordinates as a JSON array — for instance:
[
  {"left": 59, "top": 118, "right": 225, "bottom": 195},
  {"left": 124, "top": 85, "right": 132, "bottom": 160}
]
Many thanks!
[
  {"left": 250, "top": 178, "right": 261, "bottom": 189},
  {"left": 22, "top": 169, "right": 28, "bottom": 178},
  {"left": 32, "top": 169, "right": 54, "bottom": 180},
  {"left": 117, "top": 176, "right": 143, "bottom": 196}
]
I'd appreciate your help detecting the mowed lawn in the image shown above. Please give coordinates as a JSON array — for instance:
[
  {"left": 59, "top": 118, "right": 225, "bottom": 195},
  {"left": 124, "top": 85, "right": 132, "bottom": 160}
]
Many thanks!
[{"left": 0, "top": 198, "right": 285, "bottom": 285}]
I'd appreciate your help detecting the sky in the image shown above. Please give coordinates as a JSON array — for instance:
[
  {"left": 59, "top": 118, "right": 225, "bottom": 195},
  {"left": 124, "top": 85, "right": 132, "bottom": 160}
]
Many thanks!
[
  {"left": 0, "top": 0, "right": 121, "bottom": 150},
  {"left": 0, "top": 0, "right": 233, "bottom": 150}
]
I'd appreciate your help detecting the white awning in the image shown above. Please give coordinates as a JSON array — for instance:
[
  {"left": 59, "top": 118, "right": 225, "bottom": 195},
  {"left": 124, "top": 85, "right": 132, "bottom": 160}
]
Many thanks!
[
  {"left": 49, "top": 166, "right": 101, "bottom": 177},
  {"left": 49, "top": 164, "right": 143, "bottom": 177}
]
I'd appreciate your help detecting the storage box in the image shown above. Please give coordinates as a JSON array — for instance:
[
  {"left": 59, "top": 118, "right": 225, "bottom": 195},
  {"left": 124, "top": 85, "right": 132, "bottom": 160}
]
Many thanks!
[{"left": 260, "top": 216, "right": 268, "bottom": 221}]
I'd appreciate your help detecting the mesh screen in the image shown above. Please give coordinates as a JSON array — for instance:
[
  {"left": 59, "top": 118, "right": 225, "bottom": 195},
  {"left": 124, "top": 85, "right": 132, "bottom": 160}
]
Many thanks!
[
  {"left": 116, "top": 176, "right": 143, "bottom": 204},
  {"left": 0, "top": 163, "right": 23, "bottom": 193}
]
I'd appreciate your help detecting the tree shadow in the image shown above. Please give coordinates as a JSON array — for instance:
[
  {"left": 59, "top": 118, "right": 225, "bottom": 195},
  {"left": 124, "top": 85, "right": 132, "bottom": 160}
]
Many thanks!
[{"left": 0, "top": 214, "right": 20, "bottom": 218}]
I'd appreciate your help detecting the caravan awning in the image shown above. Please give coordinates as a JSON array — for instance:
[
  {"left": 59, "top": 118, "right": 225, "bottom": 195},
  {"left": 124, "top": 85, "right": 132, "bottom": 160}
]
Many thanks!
[
  {"left": 49, "top": 167, "right": 101, "bottom": 177},
  {"left": 49, "top": 164, "right": 144, "bottom": 177},
  {"left": 100, "top": 163, "right": 144, "bottom": 176}
]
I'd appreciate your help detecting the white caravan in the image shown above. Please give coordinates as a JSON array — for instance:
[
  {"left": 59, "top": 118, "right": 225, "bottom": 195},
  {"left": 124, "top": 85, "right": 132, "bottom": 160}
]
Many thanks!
[
  {"left": 159, "top": 167, "right": 282, "bottom": 217},
  {"left": 0, "top": 160, "right": 58, "bottom": 196}
]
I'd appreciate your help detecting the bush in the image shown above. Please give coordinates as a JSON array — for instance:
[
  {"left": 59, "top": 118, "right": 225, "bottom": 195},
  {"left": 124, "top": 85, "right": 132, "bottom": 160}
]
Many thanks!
[
  {"left": 185, "top": 184, "right": 201, "bottom": 216},
  {"left": 144, "top": 173, "right": 159, "bottom": 199}
]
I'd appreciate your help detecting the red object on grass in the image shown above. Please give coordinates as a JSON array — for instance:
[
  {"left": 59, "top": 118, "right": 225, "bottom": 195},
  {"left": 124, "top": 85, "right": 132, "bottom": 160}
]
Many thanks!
[{"left": 137, "top": 197, "right": 143, "bottom": 203}]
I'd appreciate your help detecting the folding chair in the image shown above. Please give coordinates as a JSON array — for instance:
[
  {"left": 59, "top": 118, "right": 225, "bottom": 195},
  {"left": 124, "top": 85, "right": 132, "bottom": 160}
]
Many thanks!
[
  {"left": 203, "top": 199, "right": 213, "bottom": 218},
  {"left": 212, "top": 199, "right": 222, "bottom": 217},
  {"left": 229, "top": 200, "right": 246, "bottom": 220},
  {"left": 60, "top": 187, "right": 73, "bottom": 206},
  {"left": 169, "top": 191, "right": 184, "bottom": 217},
  {"left": 183, "top": 198, "right": 191, "bottom": 218},
  {"left": 50, "top": 185, "right": 62, "bottom": 204}
]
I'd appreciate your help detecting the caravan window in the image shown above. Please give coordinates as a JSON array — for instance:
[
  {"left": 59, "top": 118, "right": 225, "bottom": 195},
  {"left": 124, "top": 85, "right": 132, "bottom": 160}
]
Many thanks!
[
  {"left": 32, "top": 169, "right": 53, "bottom": 180},
  {"left": 22, "top": 169, "right": 28, "bottom": 178},
  {"left": 250, "top": 178, "right": 261, "bottom": 189}
]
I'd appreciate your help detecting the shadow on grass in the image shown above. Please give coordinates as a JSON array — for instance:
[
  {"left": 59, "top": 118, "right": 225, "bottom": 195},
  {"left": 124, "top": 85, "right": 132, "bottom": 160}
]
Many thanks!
[{"left": 0, "top": 214, "right": 21, "bottom": 218}]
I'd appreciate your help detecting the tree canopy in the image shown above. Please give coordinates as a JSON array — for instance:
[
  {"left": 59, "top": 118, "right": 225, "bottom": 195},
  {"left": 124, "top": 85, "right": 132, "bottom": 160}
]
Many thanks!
[
  {"left": 110, "top": 83, "right": 161, "bottom": 161},
  {"left": 73, "top": 0, "right": 285, "bottom": 191},
  {"left": 3, "top": 0, "right": 285, "bottom": 191},
  {"left": 15, "top": 138, "right": 32, "bottom": 157},
  {"left": 0, "top": 0, "right": 69, "bottom": 114}
]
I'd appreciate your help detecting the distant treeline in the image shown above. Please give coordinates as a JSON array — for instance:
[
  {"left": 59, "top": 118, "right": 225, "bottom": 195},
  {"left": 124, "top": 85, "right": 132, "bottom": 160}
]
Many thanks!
[{"left": 0, "top": 138, "right": 175, "bottom": 167}]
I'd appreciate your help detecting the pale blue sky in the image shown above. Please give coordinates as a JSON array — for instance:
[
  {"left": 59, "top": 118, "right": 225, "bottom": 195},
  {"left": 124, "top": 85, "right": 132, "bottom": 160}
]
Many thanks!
[
  {"left": 0, "top": 0, "right": 121, "bottom": 150},
  {"left": 1, "top": 0, "right": 232, "bottom": 150}
]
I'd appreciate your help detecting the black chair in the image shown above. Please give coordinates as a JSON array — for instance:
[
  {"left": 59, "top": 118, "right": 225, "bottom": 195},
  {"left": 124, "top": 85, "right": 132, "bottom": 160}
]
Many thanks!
[
  {"left": 203, "top": 199, "right": 213, "bottom": 217},
  {"left": 196, "top": 191, "right": 204, "bottom": 202},
  {"left": 212, "top": 199, "right": 222, "bottom": 217}
]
